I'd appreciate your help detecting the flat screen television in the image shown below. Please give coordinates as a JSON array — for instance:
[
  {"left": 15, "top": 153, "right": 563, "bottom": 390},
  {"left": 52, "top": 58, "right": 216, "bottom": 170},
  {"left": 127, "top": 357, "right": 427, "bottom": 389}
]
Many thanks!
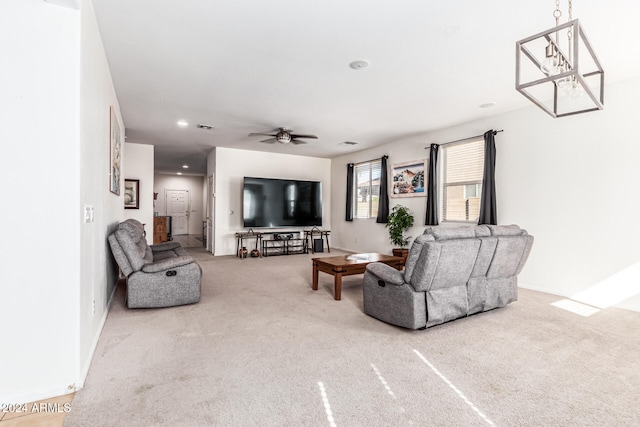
[{"left": 243, "top": 177, "right": 322, "bottom": 228}]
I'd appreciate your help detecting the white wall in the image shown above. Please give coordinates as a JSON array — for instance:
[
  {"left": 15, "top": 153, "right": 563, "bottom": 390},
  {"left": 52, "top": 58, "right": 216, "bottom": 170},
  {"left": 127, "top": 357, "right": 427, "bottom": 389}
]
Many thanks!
[
  {"left": 1, "top": 0, "right": 123, "bottom": 404},
  {"left": 213, "top": 147, "right": 332, "bottom": 255},
  {"left": 331, "top": 149, "right": 428, "bottom": 256},
  {"left": 154, "top": 174, "right": 205, "bottom": 236},
  {"left": 78, "top": 0, "right": 124, "bottom": 394},
  {"left": 493, "top": 76, "right": 640, "bottom": 312},
  {"left": 124, "top": 143, "right": 154, "bottom": 244},
  {"left": 331, "top": 76, "right": 640, "bottom": 312}
]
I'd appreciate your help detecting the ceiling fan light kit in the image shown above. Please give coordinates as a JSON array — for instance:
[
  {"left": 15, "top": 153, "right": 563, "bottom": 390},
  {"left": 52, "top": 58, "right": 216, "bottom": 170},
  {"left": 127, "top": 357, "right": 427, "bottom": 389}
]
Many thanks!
[
  {"left": 248, "top": 128, "right": 319, "bottom": 145},
  {"left": 515, "top": 0, "right": 604, "bottom": 118},
  {"left": 276, "top": 130, "right": 292, "bottom": 144}
]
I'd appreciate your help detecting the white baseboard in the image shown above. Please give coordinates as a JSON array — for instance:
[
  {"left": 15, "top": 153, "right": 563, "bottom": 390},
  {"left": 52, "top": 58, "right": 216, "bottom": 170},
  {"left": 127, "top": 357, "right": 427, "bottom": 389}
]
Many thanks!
[
  {"left": 330, "top": 246, "right": 357, "bottom": 253},
  {"left": 75, "top": 280, "right": 118, "bottom": 391}
]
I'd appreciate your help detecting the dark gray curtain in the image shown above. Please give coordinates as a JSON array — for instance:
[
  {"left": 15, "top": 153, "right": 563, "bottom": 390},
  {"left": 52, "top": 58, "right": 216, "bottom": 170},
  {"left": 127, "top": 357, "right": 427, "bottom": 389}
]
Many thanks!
[
  {"left": 345, "top": 163, "right": 354, "bottom": 221},
  {"left": 376, "top": 156, "right": 389, "bottom": 223},
  {"left": 425, "top": 143, "right": 439, "bottom": 225},
  {"left": 478, "top": 130, "right": 497, "bottom": 225}
]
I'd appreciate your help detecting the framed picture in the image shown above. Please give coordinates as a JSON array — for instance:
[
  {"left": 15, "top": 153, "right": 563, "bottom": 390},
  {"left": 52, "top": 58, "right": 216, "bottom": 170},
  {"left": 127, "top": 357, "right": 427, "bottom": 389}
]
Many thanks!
[
  {"left": 109, "top": 106, "right": 122, "bottom": 195},
  {"left": 124, "top": 179, "right": 140, "bottom": 209},
  {"left": 391, "top": 159, "right": 428, "bottom": 197}
]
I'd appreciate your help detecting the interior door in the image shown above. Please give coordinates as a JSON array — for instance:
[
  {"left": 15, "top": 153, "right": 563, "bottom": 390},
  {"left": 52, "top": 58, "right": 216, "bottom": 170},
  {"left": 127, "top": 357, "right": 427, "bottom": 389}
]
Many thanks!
[{"left": 166, "top": 189, "right": 189, "bottom": 235}]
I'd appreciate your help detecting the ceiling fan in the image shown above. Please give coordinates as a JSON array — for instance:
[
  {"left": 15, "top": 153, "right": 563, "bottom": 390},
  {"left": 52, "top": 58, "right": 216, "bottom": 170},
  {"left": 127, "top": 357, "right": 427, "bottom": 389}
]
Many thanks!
[{"left": 248, "top": 128, "right": 318, "bottom": 145}]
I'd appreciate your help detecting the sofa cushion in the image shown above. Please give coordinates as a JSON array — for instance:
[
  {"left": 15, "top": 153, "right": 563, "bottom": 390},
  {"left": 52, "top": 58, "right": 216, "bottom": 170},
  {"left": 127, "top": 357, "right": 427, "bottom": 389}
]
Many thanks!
[
  {"left": 474, "top": 225, "right": 491, "bottom": 237},
  {"left": 107, "top": 233, "right": 134, "bottom": 277},
  {"left": 427, "top": 226, "right": 478, "bottom": 241},
  {"left": 403, "top": 234, "right": 434, "bottom": 284},
  {"left": 470, "top": 236, "right": 497, "bottom": 278},
  {"left": 153, "top": 249, "right": 178, "bottom": 262},
  {"left": 118, "top": 219, "right": 145, "bottom": 243},
  {"left": 486, "top": 224, "right": 524, "bottom": 236},
  {"left": 487, "top": 235, "right": 529, "bottom": 278},
  {"left": 112, "top": 219, "right": 149, "bottom": 272},
  {"left": 428, "top": 238, "right": 480, "bottom": 290},
  {"left": 408, "top": 241, "right": 441, "bottom": 292}
]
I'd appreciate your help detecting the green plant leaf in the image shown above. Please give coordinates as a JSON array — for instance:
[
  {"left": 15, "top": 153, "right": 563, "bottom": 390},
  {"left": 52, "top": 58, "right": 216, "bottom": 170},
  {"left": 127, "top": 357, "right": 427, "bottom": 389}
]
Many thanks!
[{"left": 386, "top": 205, "right": 414, "bottom": 248}]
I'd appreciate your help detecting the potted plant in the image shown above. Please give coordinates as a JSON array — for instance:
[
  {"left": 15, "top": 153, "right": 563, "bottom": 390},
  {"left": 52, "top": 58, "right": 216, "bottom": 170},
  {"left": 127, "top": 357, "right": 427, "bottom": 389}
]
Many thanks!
[{"left": 386, "top": 204, "right": 414, "bottom": 261}]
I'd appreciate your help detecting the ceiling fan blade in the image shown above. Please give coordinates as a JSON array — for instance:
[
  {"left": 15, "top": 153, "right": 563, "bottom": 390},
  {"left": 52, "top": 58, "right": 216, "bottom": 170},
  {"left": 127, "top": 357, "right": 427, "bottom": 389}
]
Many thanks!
[
  {"left": 291, "top": 139, "right": 309, "bottom": 145},
  {"left": 249, "top": 132, "right": 277, "bottom": 137},
  {"left": 260, "top": 138, "right": 277, "bottom": 143},
  {"left": 290, "top": 134, "right": 318, "bottom": 139}
]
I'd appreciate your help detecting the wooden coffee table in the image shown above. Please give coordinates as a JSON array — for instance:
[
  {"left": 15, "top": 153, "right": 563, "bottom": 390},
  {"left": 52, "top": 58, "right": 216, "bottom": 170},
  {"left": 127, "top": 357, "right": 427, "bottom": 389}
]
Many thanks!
[{"left": 312, "top": 253, "right": 404, "bottom": 300}]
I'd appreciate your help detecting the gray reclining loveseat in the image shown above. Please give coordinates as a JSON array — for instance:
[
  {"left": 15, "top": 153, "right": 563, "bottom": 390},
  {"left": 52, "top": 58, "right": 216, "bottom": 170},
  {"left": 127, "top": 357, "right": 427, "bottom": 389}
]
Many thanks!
[
  {"left": 108, "top": 219, "right": 202, "bottom": 308},
  {"left": 363, "top": 225, "right": 533, "bottom": 329}
]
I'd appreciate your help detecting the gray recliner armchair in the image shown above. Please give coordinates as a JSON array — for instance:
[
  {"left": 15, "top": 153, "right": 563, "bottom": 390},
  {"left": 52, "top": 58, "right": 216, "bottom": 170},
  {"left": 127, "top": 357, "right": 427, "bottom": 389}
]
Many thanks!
[
  {"left": 108, "top": 219, "right": 202, "bottom": 308},
  {"left": 363, "top": 224, "right": 533, "bottom": 329}
]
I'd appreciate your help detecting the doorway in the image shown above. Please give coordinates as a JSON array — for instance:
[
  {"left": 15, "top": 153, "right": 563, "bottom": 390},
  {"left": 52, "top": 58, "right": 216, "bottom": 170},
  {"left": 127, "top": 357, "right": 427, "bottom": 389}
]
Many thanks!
[{"left": 166, "top": 189, "right": 189, "bottom": 235}]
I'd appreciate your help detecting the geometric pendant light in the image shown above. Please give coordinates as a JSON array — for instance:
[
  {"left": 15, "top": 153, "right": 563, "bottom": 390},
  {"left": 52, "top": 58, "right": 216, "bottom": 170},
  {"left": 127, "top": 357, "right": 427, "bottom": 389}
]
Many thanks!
[{"left": 516, "top": 0, "right": 604, "bottom": 118}]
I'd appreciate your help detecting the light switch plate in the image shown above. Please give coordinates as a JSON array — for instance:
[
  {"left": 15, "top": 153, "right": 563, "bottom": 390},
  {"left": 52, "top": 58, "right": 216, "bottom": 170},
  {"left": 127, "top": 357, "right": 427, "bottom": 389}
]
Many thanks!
[{"left": 84, "top": 205, "right": 94, "bottom": 223}]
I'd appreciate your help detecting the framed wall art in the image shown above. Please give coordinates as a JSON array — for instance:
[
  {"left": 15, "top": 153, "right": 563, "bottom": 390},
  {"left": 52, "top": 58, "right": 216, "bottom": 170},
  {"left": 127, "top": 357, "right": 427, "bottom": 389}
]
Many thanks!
[
  {"left": 391, "top": 159, "right": 427, "bottom": 197},
  {"left": 109, "top": 106, "right": 122, "bottom": 195},
  {"left": 124, "top": 179, "right": 140, "bottom": 209}
]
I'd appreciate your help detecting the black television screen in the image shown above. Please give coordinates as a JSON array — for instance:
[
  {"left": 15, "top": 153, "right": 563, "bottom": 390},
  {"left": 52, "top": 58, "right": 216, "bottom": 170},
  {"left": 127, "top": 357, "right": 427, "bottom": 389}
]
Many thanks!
[{"left": 243, "top": 177, "right": 322, "bottom": 228}]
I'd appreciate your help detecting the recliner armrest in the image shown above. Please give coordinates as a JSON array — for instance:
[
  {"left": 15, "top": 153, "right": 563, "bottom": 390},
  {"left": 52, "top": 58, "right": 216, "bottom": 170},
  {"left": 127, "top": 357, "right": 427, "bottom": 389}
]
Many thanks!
[
  {"left": 141, "top": 256, "right": 195, "bottom": 273},
  {"left": 151, "top": 241, "right": 182, "bottom": 252},
  {"left": 365, "top": 262, "right": 406, "bottom": 286}
]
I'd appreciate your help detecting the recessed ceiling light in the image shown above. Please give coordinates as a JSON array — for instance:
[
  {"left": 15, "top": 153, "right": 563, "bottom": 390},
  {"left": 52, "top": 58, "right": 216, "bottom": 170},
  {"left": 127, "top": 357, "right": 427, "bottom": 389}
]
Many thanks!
[
  {"left": 177, "top": 172, "right": 183, "bottom": 175},
  {"left": 182, "top": 165, "right": 189, "bottom": 169},
  {"left": 177, "top": 120, "right": 188, "bottom": 127},
  {"left": 349, "top": 60, "right": 369, "bottom": 70},
  {"left": 479, "top": 102, "right": 497, "bottom": 109}
]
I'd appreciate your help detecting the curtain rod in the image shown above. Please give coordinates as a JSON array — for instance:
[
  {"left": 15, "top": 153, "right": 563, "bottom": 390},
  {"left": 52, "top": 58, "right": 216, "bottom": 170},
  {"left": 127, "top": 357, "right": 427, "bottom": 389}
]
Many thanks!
[
  {"left": 348, "top": 155, "right": 388, "bottom": 167},
  {"left": 425, "top": 130, "right": 503, "bottom": 148}
]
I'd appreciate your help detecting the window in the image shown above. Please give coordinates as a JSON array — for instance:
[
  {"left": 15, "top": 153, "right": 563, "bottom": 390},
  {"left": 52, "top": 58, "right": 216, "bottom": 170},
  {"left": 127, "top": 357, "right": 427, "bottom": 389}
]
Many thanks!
[
  {"left": 354, "top": 159, "right": 382, "bottom": 219},
  {"left": 442, "top": 138, "right": 484, "bottom": 223}
]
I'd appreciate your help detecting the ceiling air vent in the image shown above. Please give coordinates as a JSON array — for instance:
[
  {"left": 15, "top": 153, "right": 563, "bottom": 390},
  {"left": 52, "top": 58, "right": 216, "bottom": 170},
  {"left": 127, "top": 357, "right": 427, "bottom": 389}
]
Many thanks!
[
  {"left": 341, "top": 141, "right": 358, "bottom": 146},
  {"left": 197, "top": 124, "right": 214, "bottom": 130}
]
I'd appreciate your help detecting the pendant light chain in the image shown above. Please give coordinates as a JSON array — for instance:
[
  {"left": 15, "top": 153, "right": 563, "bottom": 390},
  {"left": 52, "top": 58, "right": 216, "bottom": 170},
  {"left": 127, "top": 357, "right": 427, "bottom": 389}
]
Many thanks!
[
  {"left": 553, "top": 0, "right": 562, "bottom": 25},
  {"left": 567, "top": 0, "right": 573, "bottom": 67},
  {"left": 567, "top": 0, "right": 573, "bottom": 44}
]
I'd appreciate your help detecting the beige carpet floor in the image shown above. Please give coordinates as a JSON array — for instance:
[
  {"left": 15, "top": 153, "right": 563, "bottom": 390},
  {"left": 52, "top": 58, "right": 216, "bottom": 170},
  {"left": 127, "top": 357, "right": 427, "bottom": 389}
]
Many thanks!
[{"left": 64, "top": 247, "right": 640, "bottom": 426}]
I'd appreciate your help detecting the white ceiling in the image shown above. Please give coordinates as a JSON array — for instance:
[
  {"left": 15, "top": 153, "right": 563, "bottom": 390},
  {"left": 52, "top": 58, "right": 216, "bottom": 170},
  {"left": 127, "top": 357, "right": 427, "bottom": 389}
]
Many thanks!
[{"left": 91, "top": 0, "right": 640, "bottom": 175}]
